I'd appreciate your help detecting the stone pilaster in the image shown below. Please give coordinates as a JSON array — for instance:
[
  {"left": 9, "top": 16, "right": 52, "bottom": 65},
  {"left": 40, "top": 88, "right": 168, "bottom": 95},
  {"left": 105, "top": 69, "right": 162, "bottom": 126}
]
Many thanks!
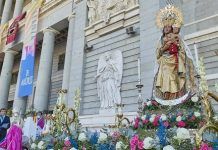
[
  {"left": 34, "top": 28, "right": 59, "bottom": 111},
  {"left": 68, "top": 0, "right": 87, "bottom": 108},
  {"left": 62, "top": 12, "right": 76, "bottom": 104},
  {"left": 139, "top": 0, "right": 161, "bottom": 99},
  {"left": 0, "top": 50, "right": 18, "bottom": 109}
]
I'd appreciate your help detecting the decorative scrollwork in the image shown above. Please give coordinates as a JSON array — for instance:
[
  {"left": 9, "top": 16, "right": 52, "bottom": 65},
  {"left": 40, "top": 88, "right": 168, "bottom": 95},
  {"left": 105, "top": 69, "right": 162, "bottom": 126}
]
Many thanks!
[{"left": 195, "top": 58, "right": 218, "bottom": 148}]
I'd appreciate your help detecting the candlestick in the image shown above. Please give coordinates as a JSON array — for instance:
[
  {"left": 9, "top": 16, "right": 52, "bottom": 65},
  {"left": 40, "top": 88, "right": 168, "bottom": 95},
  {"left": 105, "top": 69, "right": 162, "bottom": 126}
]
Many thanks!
[
  {"left": 138, "top": 58, "right": 141, "bottom": 84},
  {"left": 194, "top": 43, "right": 199, "bottom": 68}
]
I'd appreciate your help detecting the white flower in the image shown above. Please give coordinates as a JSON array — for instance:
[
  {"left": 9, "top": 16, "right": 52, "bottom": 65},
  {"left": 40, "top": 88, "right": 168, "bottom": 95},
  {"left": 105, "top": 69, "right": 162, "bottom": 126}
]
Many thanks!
[
  {"left": 116, "top": 141, "right": 126, "bottom": 150},
  {"left": 213, "top": 116, "right": 218, "bottom": 121},
  {"left": 176, "top": 116, "right": 182, "bottom": 122},
  {"left": 194, "top": 112, "right": 201, "bottom": 117},
  {"left": 141, "top": 115, "right": 147, "bottom": 120},
  {"left": 31, "top": 143, "right": 37, "bottom": 149},
  {"left": 160, "top": 114, "right": 167, "bottom": 121},
  {"left": 78, "top": 133, "right": 87, "bottom": 142},
  {"left": 191, "top": 96, "right": 198, "bottom": 102},
  {"left": 149, "top": 114, "right": 156, "bottom": 122},
  {"left": 143, "top": 137, "right": 154, "bottom": 149},
  {"left": 64, "top": 137, "right": 70, "bottom": 141},
  {"left": 70, "top": 148, "right": 78, "bottom": 150},
  {"left": 37, "top": 141, "right": 45, "bottom": 149},
  {"left": 163, "top": 145, "right": 175, "bottom": 150},
  {"left": 147, "top": 101, "right": 152, "bottom": 106},
  {"left": 176, "top": 128, "right": 190, "bottom": 140},
  {"left": 98, "top": 132, "right": 107, "bottom": 143},
  {"left": 215, "top": 83, "right": 218, "bottom": 92}
]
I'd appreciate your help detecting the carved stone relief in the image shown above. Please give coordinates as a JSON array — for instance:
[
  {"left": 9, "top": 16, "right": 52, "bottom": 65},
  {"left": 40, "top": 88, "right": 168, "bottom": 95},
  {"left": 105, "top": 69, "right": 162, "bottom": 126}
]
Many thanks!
[{"left": 87, "top": 0, "right": 138, "bottom": 25}]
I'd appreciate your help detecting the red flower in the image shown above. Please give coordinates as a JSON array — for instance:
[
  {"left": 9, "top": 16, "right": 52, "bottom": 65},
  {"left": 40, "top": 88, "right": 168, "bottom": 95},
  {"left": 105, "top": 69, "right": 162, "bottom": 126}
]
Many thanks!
[
  {"left": 177, "top": 121, "right": 186, "bottom": 127},
  {"left": 153, "top": 115, "right": 160, "bottom": 126}
]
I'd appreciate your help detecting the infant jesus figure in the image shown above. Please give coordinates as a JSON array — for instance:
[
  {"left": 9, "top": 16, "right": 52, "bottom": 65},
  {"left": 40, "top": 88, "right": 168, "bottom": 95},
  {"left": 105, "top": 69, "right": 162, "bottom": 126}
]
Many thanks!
[{"left": 163, "top": 26, "right": 181, "bottom": 68}]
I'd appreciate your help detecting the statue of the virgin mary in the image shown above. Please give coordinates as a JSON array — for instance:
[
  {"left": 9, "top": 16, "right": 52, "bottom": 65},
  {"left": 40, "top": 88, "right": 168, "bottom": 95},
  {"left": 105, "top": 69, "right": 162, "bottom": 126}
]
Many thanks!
[{"left": 153, "top": 5, "right": 197, "bottom": 106}]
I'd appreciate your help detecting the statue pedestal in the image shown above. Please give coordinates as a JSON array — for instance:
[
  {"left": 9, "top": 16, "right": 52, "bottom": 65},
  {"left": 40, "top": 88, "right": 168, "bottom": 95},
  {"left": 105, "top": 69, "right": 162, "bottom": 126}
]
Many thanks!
[
  {"left": 99, "top": 108, "right": 116, "bottom": 115},
  {"left": 79, "top": 112, "right": 137, "bottom": 129}
]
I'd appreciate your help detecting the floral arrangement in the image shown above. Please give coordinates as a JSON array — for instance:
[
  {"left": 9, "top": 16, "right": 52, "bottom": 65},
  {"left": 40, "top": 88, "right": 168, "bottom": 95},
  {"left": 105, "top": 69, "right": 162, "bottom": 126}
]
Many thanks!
[
  {"left": 143, "top": 100, "right": 160, "bottom": 111},
  {"left": 131, "top": 110, "right": 204, "bottom": 130}
]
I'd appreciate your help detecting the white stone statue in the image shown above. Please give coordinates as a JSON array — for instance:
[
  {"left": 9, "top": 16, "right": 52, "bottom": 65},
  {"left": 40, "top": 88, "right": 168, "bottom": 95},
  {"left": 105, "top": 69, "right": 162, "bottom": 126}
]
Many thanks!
[
  {"left": 87, "top": 0, "right": 98, "bottom": 25},
  {"left": 96, "top": 51, "right": 123, "bottom": 109}
]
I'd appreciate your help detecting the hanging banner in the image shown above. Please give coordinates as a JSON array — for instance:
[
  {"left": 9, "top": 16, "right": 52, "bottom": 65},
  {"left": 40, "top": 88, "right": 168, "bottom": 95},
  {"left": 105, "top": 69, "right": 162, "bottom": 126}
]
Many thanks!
[
  {"left": 18, "top": 0, "right": 43, "bottom": 97},
  {"left": 18, "top": 38, "right": 36, "bottom": 97}
]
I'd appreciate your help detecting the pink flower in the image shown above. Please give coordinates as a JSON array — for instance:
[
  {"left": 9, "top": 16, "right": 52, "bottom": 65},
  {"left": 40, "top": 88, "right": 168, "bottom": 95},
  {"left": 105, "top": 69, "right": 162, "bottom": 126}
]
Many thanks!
[
  {"left": 200, "top": 143, "right": 213, "bottom": 150},
  {"left": 153, "top": 115, "right": 160, "bottom": 126},
  {"left": 151, "top": 100, "right": 158, "bottom": 106},
  {"left": 190, "top": 116, "right": 196, "bottom": 121},
  {"left": 177, "top": 121, "right": 186, "bottom": 127},
  {"left": 134, "top": 117, "right": 140, "bottom": 129},
  {"left": 64, "top": 140, "right": 71, "bottom": 147},
  {"left": 142, "top": 119, "right": 149, "bottom": 124},
  {"left": 138, "top": 140, "right": 144, "bottom": 150},
  {"left": 130, "top": 135, "right": 139, "bottom": 147},
  {"left": 130, "top": 145, "right": 136, "bottom": 150},
  {"left": 177, "top": 112, "right": 183, "bottom": 116},
  {"left": 62, "top": 147, "right": 68, "bottom": 150},
  {"left": 199, "top": 121, "right": 205, "bottom": 127},
  {"left": 163, "top": 121, "right": 169, "bottom": 127},
  {"left": 82, "top": 145, "right": 87, "bottom": 150},
  {"left": 112, "top": 131, "right": 121, "bottom": 139}
]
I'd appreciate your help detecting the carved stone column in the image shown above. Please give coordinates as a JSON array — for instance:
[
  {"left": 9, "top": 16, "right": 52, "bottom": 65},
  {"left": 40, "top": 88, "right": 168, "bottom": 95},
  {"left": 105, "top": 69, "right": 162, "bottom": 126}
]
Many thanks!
[
  {"left": 0, "top": 0, "right": 3, "bottom": 18},
  {"left": 1, "top": 0, "right": 13, "bottom": 24},
  {"left": 13, "top": 0, "right": 24, "bottom": 17},
  {"left": 12, "top": 0, "right": 27, "bottom": 115}
]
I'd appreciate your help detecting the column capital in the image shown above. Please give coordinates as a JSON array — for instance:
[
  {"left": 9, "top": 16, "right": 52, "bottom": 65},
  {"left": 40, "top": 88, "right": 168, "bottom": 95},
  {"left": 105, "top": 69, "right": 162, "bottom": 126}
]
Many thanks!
[
  {"left": 43, "top": 27, "right": 60, "bottom": 35},
  {"left": 3, "top": 49, "right": 19, "bottom": 55},
  {"left": 68, "top": 12, "right": 76, "bottom": 21}
]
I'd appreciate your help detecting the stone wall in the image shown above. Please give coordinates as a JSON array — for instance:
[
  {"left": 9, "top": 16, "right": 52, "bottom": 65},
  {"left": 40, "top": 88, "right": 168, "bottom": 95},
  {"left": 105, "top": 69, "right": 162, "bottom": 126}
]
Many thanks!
[{"left": 182, "top": 0, "right": 218, "bottom": 113}]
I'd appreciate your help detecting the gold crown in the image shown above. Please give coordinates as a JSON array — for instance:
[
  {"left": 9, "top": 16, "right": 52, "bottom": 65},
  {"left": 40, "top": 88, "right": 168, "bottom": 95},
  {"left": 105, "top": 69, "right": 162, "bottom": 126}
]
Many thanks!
[{"left": 156, "top": 4, "right": 184, "bottom": 29}]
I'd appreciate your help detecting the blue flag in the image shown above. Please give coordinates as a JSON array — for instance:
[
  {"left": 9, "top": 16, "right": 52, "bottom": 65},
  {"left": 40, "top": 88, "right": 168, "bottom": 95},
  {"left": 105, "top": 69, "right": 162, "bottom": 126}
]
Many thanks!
[{"left": 18, "top": 38, "right": 36, "bottom": 97}]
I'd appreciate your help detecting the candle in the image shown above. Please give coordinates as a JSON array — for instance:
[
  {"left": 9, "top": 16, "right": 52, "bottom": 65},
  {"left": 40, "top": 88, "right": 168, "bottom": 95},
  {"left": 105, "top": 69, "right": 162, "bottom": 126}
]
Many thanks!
[
  {"left": 194, "top": 43, "right": 199, "bottom": 68},
  {"left": 138, "top": 58, "right": 141, "bottom": 84}
]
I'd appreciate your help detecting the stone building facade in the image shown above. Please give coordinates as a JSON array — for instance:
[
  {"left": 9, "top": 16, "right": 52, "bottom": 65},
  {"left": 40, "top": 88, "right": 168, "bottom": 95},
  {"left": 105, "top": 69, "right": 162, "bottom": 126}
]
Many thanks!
[{"left": 0, "top": 0, "right": 217, "bottom": 127}]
